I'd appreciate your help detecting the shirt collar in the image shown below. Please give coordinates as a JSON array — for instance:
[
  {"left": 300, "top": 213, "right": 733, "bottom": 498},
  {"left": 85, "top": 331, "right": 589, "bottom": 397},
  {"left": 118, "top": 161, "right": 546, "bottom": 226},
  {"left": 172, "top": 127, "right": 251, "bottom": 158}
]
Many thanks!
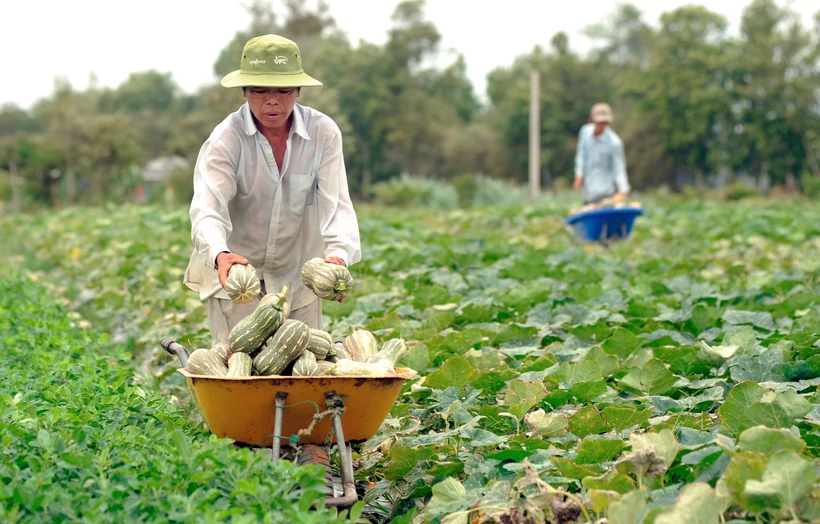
[
  {"left": 290, "top": 104, "right": 311, "bottom": 141},
  {"left": 241, "top": 102, "right": 311, "bottom": 141}
]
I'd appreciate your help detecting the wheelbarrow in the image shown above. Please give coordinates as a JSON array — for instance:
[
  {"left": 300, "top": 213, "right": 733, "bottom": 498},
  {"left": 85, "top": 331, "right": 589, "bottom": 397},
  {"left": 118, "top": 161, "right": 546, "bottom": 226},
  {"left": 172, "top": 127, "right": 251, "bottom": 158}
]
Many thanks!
[
  {"left": 161, "top": 339, "right": 417, "bottom": 509},
  {"left": 565, "top": 206, "right": 643, "bottom": 242}
]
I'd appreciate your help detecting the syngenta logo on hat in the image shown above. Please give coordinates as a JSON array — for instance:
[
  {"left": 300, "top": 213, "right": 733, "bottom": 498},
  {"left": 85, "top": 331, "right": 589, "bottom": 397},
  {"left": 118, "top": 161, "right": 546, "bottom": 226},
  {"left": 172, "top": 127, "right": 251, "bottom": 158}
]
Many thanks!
[
  {"left": 273, "top": 56, "right": 288, "bottom": 64},
  {"left": 249, "top": 58, "right": 266, "bottom": 65}
]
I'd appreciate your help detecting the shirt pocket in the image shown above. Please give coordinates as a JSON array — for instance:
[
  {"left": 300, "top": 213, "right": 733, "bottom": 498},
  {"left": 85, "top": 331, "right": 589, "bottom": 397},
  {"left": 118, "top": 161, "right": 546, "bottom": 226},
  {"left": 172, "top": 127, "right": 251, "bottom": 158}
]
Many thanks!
[{"left": 289, "top": 173, "right": 316, "bottom": 216}]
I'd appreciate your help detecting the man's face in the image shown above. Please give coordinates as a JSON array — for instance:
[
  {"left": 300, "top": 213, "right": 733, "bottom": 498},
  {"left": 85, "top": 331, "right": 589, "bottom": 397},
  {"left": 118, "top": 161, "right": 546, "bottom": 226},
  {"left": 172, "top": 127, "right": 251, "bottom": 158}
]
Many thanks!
[{"left": 243, "top": 87, "right": 301, "bottom": 132}]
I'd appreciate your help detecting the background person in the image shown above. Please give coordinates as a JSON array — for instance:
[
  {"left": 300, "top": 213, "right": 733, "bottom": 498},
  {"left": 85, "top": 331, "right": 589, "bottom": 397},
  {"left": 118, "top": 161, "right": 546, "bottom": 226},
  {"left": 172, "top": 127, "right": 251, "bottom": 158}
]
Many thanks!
[{"left": 573, "top": 103, "right": 630, "bottom": 206}]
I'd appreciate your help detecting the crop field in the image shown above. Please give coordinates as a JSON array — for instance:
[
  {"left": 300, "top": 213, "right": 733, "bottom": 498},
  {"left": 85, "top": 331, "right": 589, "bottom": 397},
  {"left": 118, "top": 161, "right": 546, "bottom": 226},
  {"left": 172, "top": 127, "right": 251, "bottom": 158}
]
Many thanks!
[{"left": 2, "top": 196, "right": 820, "bottom": 523}]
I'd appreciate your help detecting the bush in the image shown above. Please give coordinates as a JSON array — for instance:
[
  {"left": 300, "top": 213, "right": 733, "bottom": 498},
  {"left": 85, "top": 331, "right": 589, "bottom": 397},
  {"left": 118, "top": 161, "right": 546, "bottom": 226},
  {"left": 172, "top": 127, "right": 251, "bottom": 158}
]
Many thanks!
[
  {"left": 799, "top": 172, "right": 820, "bottom": 199},
  {"left": 471, "top": 175, "right": 528, "bottom": 208},
  {"left": 451, "top": 173, "right": 478, "bottom": 207},
  {"left": 722, "top": 181, "right": 761, "bottom": 201},
  {"left": 370, "top": 173, "right": 459, "bottom": 210}
]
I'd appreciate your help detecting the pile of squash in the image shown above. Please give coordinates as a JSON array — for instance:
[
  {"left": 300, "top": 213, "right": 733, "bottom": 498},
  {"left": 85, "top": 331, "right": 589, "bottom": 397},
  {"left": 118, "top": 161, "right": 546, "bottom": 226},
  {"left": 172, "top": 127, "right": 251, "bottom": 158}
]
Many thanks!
[
  {"left": 569, "top": 197, "right": 643, "bottom": 215},
  {"left": 186, "top": 261, "right": 408, "bottom": 378}
]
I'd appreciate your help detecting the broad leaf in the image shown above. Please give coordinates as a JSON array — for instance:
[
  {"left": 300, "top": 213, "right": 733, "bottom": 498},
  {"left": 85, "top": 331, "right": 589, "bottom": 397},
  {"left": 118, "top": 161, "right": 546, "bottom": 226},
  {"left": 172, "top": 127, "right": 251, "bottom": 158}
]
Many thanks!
[
  {"left": 654, "top": 482, "right": 727, "bottom": 524},
  {"left": 718, "top": 382, "right": 813, "bottom": 435},
  {"left": 575, "top": 438, "right": 627, "bottom": 464},
  {"left": 383, "top": 446, "right": 438, "bottom": 480},
  {"left": 423, "top": 356, "right": 479, "bottom": 389},
  {"left": 716, "top": 451, "right": 769, "bottom": 513},
  {"left": 602, "top": 328, "right": 643, "bottom": 359},
  {"left": 569, "top": 405, "right": 612, "bottom": 438},
  {"left": 736, "top": 426, "right": 806, "bottom": 455},
  {"left": 607, "top": 489, "right": 647, "bottom": 524},
  {"left": 620, "top": 359, "right": 678, "bottom": 395},
  {"left": 426, "top": 477, "right": 467, "bottom": 513},
  {"left": 601, "top": 405, "right": 652, "bottom": 431},
  {"left": 744, "top": 451, "right": 817, "bottom": 509},
  {"left": 524, "top": 409, "right": 568, "bottom": 438},
  {"left": 722, "top": 310, "right": 776, "bottom": 332}
]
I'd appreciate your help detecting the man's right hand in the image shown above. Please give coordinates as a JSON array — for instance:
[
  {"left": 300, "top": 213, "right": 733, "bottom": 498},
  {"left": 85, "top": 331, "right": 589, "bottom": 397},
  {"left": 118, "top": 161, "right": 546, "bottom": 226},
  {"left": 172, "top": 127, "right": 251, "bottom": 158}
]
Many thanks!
[
  {"left": 216, "top": 252, "right": 250, "bottom": 288},
  {"left": 573, "top": 176, "right": 584, "bottom": 193}
]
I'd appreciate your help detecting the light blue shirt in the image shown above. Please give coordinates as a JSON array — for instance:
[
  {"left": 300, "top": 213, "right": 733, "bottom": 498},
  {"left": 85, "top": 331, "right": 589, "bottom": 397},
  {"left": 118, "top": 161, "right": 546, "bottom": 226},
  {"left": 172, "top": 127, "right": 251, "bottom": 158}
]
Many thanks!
[{"left": 574, "top": 123, "right": 630, "bottom": 203}]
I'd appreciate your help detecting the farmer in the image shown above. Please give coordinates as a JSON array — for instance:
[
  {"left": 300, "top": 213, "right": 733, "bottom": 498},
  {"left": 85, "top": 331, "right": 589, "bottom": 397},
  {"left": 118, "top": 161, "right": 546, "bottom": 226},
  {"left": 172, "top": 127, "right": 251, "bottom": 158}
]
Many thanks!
[
  {"left": 183, "top": 34, "right": 361, "bottom": 342},
  {"left": 572, "top": 103, "right": 631, "bottom": 205}
]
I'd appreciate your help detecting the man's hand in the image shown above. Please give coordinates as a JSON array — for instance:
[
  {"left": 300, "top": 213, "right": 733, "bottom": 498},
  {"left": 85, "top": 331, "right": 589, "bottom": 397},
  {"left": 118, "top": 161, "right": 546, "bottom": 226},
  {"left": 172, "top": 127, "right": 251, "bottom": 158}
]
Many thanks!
[
  {"left": 573, "top": 176, "right": 584, "bottom": 193},
  {"left": 324, "top": 256, "right": 346, "bottom": 267},
  {"left": 613, "top": 191, "right": 628, "bottom": 203},
  {"left": 216, "top": 252, "right": 249, "bottom": 288}
]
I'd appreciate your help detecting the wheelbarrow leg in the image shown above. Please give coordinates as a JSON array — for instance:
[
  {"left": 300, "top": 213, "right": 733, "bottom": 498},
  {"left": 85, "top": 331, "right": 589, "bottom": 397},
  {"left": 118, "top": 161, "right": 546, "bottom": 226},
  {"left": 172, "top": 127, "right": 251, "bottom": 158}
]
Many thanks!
[
  {"left": 271, "top": 392, "right": 288, "bottom": 464},
  {"left": 324, "top": 391, "right": 358, "bottom": 509}
]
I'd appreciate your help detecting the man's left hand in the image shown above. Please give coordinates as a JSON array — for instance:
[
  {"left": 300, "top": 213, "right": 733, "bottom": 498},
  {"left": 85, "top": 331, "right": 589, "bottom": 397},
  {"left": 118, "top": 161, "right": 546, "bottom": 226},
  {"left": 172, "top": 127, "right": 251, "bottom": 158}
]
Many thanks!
[
  {"left": 324, "top": 256, "right": 346, "bottom": 267},
  {"left": 613, "top": 191, "right": 628, "bottom": 203}
]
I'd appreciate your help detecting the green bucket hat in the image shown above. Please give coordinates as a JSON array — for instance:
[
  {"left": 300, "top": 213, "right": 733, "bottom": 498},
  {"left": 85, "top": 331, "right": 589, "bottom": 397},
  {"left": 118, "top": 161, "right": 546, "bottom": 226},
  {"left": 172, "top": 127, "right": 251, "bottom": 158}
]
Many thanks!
[{"left": 220, "top": 34, "right": 322, "bottom": 88}]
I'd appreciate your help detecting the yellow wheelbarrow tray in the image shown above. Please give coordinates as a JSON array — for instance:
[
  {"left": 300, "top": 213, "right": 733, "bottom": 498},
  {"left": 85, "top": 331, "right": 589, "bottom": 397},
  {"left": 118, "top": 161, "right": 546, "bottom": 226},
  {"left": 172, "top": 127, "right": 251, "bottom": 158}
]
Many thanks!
[{"left": 177, "top": 367, "right": 418, "bottom": 447}]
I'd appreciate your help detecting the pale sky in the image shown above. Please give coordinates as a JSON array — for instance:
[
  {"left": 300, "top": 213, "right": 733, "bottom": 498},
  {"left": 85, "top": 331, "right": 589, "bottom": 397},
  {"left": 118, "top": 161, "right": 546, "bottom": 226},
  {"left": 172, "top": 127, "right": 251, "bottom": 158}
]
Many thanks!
[{"left": 1, "top": 0, "right": 817, "bottom": 109}]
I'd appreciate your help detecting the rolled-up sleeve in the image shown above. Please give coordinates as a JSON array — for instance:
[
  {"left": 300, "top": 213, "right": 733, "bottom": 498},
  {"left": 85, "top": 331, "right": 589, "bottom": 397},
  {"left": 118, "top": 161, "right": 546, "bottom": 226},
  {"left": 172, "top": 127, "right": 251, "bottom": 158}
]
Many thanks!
[
  {"left": 190, "top": 138, "right": 239, "bottom": 269},
  {"left": 315, "top": 128, "right": 362, "bottom": 267}
]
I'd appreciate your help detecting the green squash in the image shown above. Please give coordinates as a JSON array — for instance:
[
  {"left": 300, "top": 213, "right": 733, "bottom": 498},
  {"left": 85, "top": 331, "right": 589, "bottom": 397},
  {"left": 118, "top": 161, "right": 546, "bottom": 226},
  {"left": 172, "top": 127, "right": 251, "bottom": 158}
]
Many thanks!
[
  {"left": 253, "top": 319, "right": 311, "bottom": 376},
  {"left": 343, "top": 326, "right": 378, "bottom": 362},
  {"left": 229, "top": 286, "right": 289, "bottom": 355},
  {"left": 300, "top": 258, "right": 353, "bottom": 302},
  {"left": 225, "top": 263, "right": 261, "bottom": 304},
  {"left": 187, "top": 348, "right": 228, "bottom": 376},
  {"left": 226, "top": 352, "right": 253, "bottom": 377}
]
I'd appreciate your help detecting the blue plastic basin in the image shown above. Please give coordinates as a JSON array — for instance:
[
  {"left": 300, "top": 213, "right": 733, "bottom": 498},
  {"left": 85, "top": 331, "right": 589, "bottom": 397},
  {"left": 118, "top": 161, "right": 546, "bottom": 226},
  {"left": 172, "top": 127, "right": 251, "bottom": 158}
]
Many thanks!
[{"left": 565, "top": 207, "right": 644, "bottom": 242}]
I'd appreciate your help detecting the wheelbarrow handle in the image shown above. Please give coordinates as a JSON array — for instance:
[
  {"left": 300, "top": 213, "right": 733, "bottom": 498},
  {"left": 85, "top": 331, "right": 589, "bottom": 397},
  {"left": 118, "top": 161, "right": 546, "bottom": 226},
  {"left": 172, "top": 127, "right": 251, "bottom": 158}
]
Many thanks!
[{"left": 161, "top": 339, "right": 190, "bottom": 368}]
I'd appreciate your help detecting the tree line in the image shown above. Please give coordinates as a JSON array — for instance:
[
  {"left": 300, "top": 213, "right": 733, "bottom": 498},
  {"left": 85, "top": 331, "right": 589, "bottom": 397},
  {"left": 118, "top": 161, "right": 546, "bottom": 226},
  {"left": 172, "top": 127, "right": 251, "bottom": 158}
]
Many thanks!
[{"left": 1, "top": 0, "right": 818, "bottom": 210}]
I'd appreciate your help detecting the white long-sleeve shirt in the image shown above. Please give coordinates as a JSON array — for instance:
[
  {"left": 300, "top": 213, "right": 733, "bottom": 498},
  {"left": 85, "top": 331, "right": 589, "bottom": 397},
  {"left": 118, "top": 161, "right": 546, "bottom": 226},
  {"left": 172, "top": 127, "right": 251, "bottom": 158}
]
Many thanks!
[
  {"left": 574, "top": 123, "right": 630, "bottom": 203},
  {"left": 184, "top": 102, "right": 361, "bottom": 311}
]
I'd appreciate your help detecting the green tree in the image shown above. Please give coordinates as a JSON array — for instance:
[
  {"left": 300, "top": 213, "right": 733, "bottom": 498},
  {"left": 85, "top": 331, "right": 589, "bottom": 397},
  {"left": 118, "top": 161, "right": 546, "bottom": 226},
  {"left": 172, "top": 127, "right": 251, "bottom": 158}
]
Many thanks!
[
  {"left": 423, "top": 54, "right": 480, "bottom": 123},
  {"left": 75, "top": 113, "right": 142, "bottom": 203},
  {"left": 730, "top": 0, "right": 817, "bottom": 188},
  {"left": 636, "top": 5, "right": 733, "bottom": 187},
  {"left": 97, "top": 70, "right": 178, "bottom": 113},
  {"left": 584, "top": 3, "right": 655, "bottom": 71},
  {"left": 0, "top": 104, "right": 41, "bottom": 137}
]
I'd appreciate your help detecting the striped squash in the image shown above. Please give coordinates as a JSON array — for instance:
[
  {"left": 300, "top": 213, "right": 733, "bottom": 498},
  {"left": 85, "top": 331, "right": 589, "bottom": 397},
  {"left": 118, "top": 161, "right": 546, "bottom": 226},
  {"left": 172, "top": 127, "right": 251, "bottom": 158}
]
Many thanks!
[
  {"left": 343, "top": 327, "right": 378, "bottom": 362},
  {"left": 292, "top": 351, "right": 319, "bottom": 377},
  {"left": 307, "top": 329, "right": 333, "bottom": 360},
  {"left": 226, "top": 352, "right": 253, "bottom": 377},
  {"left": 367, "top": 338, "right": 409, "bottom": 366},
  {"left": 187, "top": 348, "right": 228, "bottom": 376},
  {"left": 211, "top": 342, "right": 230, "bottom": 364},
  {"left": 253, "top": 319, "right": 311, "bottom": 376},
  {"left": 300, "top": 258, "right": 353, "bottom": 302},
  {"left": 316, "top": 360, "right": 336, "bottom": 375},
  {"left": 327, "top": 342, "right": 349, "bottom": 362},
  {"left": 229, "top": 286, "right": 290, "bottom": 355},
  {"left": 225, "top": 264, "right": 261, "bottom": 304},
  {"left": 331, "top": 359, "right": 394, "bottom": 376}
]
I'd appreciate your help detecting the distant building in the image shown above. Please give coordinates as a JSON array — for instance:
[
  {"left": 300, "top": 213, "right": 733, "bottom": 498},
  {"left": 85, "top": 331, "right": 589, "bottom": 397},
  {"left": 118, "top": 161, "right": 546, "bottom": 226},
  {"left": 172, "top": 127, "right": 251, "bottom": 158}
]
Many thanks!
[
  {"left": 141, "top": 155, "right": 189, "bottom": 183},
  {"left": 137, "top": 155, "right": 190, "bottom": 203}
]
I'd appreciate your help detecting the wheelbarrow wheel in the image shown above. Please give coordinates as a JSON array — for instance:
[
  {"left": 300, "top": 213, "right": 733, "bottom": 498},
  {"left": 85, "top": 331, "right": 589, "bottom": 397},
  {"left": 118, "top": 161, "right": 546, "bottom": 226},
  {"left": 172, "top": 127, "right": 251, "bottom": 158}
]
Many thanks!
[{"left": 298, "top": 444, "right": 336, "bottom": 494}]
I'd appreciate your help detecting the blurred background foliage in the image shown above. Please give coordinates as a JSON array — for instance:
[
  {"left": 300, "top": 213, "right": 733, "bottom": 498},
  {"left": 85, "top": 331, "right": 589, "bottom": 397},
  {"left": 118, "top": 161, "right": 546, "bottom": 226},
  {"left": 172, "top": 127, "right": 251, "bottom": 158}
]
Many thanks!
[{"left": 1, "top": 0, "right": 819, "bottom": 212}]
